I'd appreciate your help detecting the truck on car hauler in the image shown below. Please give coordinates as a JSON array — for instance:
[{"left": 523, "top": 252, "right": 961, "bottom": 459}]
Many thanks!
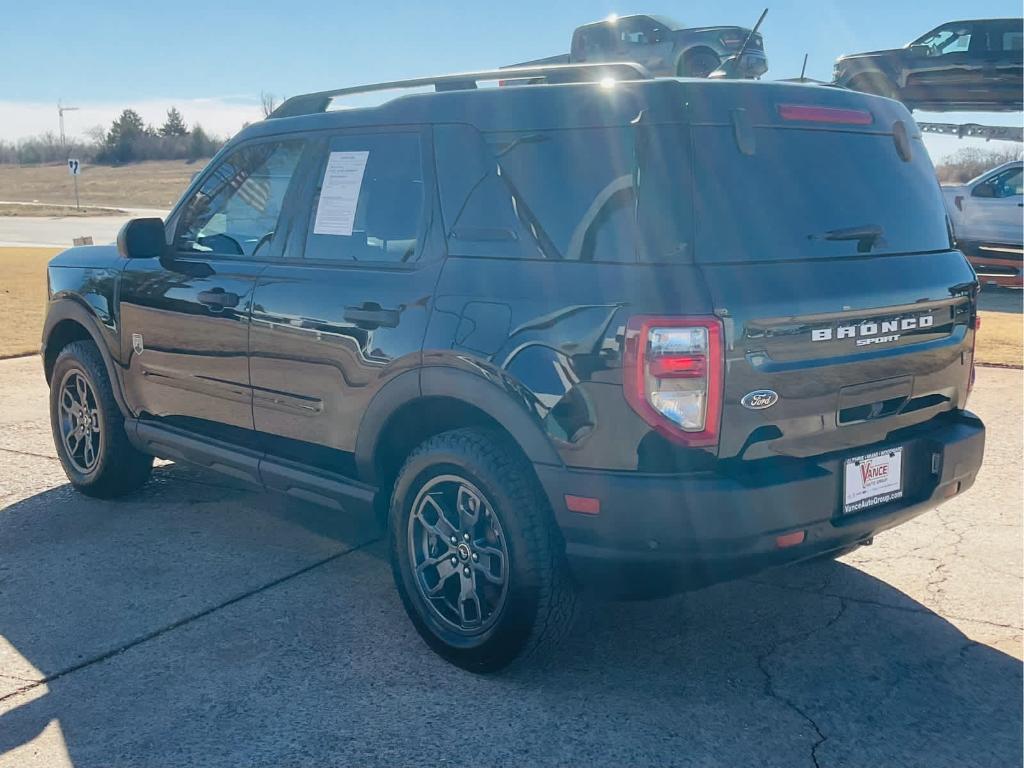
[{"left": 41, "top": 64, "right": 985, "bottom": 671}]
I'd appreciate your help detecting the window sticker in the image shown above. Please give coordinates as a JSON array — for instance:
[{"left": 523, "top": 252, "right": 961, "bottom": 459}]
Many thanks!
[{"left": 313, "top": 151, "right": 369, "bottom": 236}]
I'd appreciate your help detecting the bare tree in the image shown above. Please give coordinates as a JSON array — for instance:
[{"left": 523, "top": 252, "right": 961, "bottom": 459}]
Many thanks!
[
  {"left": 260, "top": 91, "right": 280, "bottom": 118},
  {"left": 935, "top": 146, "right": 1022, "bottom": 184}
]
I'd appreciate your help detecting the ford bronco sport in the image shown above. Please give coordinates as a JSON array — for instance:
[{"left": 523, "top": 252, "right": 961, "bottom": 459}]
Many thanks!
[{"left": 43, "top": 63, "right": 985, "bottom": 671}]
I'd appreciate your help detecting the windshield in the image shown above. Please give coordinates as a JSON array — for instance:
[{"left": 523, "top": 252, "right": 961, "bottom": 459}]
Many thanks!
[{"left": 647, "top": 14, "right": 684, "bottom": 31}]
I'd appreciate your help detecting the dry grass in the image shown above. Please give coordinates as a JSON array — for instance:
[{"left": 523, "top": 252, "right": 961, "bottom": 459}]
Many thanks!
[
  {"left": 0, "top": 160, "right": 204, "bottom": 210},
  {"left": 0, "top": 203, "right": 125, "bottom": 217},
  {"left": 0, "top": 247, "right": 58, "bottom": 358},
  {"left": 976, "top": 311, "right": 1023, "bottom": 368},
  {"left": 1, "top": 246, "right": 1020, "bottom": 370}
]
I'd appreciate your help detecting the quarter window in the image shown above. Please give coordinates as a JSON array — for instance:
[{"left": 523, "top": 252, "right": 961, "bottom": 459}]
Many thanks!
[
  {"left": 175, "top": 140, "right": 304, "bottom": 258},
  {"left": 437, "top": 126, "right": 639, "bottom": 263},
  {"left": 303, "top": 132, "right": 424, "bottom": 263}
]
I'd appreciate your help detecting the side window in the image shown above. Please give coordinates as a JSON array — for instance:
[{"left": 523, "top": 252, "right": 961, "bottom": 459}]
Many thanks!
[
  {"left": 435, "top": 124, "right": 639, "bottom": 262},
  {"left": 175, "top": 140, "right": 304, "bottom": 258},
  {"left": 619, "top": 18, "right": 658, "bottom": 45},
  {"left": 915, "top": 25, "right": 971, "bottom": 56},
  {"left": 303, "top": 132, "right": 424, "bottom": 263},
  {"left": 987, "top": 167, "right": 1023, "bottom": 198}
]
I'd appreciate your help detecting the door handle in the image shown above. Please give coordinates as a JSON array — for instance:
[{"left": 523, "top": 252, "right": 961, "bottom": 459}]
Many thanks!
[
  {"left": 344, "top": 303, "right": 400, "bottom": 329},
  {"left": 198, "top": 288, "right": 240, "bottom": 309}
]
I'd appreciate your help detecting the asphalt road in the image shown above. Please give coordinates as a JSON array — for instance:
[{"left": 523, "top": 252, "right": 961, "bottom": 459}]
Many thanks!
[
  {"left": 0, "top": 208, "right": 167, "bottom": 249},
  {"left": 0, "top": 355, "right": 1020, "bottom": 767}
]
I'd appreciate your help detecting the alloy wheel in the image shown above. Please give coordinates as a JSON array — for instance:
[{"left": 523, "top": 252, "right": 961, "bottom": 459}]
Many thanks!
[
  {"left": 407, "top": 475, "right": 510, "bottom": 634},
  {"left": 58, "top": 369, "right": 101, "bottom": 474}
]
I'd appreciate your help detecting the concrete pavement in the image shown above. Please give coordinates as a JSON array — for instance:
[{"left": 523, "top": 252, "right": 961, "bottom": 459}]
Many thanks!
[{"left": 0, "top": 356, "right": 1020, "bottom": 767}]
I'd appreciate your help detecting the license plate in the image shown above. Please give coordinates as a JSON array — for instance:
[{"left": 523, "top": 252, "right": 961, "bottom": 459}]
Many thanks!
[{"left": 843, "top": 447, "right": 903, "bottom": 514}]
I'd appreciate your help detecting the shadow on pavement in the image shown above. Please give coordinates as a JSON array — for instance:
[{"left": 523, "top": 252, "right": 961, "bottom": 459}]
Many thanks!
[{"left": 0, "top": 462, "right": 1021, "bottom": 766}]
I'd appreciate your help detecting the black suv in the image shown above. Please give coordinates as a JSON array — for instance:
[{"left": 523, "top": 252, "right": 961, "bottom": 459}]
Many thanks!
[
  {"left": 834, "top": 18, "right": 1023, "bottom": 112},
  {"left": 43, "top": 63, "right": 985, "bottom": 671}
]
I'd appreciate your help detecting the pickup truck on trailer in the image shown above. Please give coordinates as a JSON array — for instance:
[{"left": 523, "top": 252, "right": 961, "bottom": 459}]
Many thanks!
[{"left": 507, "top": 14, "right": 768, "bottom": 78}]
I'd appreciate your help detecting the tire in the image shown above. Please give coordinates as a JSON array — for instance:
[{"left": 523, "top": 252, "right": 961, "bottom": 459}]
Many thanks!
[
  {"left": 49, "top": 340, "right": 153, "bottom": 498},
  {"left": 388, "top": 427, "right": 576, "bottom": 672},
  {"left": 679, "top": 50, "right": 720, "bottom": 78}
]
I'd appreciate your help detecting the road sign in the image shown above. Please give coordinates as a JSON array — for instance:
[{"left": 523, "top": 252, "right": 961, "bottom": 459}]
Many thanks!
[{"left": 67, "top": 158, "right": 81, "bottom": 210}]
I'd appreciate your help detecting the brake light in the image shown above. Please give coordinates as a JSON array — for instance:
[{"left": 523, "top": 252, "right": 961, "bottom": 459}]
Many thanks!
[
  {"left": 777, "top": 104, "right": 874, "bottom": 125},
  {"left": 623, "top": 316, "right": 724, "bottom": 447}
]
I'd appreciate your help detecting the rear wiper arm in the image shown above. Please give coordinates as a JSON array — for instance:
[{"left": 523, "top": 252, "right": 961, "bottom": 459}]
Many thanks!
[{"left": 809, "top": 224, "right": 887, "bottom": 253}]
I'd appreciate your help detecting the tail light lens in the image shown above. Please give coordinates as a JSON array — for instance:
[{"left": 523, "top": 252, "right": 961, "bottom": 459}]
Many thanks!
[
  {"left": 777, "top": 104, "right": 874, "bottom": 125},
  {"left": 623, "top": 316, "right": 724, "bottom": 447}
]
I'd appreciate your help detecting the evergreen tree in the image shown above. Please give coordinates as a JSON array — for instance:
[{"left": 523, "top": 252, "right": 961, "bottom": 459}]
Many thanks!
[
  {"left": 159, "top": 107, "right": 188, "bottom": 137},
  {"left": 101, "top": 109, "right": 146, "bottom": 163}
]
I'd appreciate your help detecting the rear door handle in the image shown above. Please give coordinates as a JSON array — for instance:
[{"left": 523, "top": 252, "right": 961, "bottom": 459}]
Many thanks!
[
  {"left": 344, "top": 303, "right": 400, "bottom": 329},
  {"left": 197, "top": 288, "right": 240, "bottom": 310}
]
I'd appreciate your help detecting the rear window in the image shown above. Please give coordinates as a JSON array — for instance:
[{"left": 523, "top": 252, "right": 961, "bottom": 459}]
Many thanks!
[{"left": 690, "top": 126, "right": 950, "bottom": 262}]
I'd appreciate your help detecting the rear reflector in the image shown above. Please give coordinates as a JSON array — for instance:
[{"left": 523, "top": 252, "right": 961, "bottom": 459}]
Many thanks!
[
  {"left": 648, "top": 354, "right": 707, "bottom": 379},
  {"left": 565, "top": 495, "right": 600, "bottom": 515},
  {"left": 777, "top": 104, "right": 873, "bottom": 125},
  {"left": 775, "top": 530, "right": 806, "bottom": 548}
]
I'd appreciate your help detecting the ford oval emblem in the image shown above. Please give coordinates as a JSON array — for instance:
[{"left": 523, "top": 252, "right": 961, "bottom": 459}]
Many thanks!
[{"left": 741, "top": 390, "right": 778, "bottom": 410}]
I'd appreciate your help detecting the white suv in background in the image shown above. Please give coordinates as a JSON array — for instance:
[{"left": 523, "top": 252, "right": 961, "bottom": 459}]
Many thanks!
[{"left": 943, "top": 160, "right": 1023, "bottom": 287}]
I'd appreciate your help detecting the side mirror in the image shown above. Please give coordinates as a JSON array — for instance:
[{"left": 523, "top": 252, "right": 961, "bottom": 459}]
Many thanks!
[
  {"left": 972, "top": 182, "right": 996, "bottom": 198},
  {"left": 117, "top": 217, "right": 166, "bottom": 259},
  {"left": 908, "top": 44, "right": 930, "bottom": 57},
  {"left": 649, "top": 28, "right": 666, "bottom": 43}
]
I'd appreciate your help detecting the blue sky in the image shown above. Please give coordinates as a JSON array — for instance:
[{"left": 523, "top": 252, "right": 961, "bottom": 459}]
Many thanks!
[{"left": 0, "top": 0, "right": 1020, "bottom": 160}]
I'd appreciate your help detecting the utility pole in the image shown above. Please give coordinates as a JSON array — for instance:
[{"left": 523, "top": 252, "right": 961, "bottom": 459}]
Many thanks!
[{"left": 58, "top": 101, "right": 79, "bottom": 154}]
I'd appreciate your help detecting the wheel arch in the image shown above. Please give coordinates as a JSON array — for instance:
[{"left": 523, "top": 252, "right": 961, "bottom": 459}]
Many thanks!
[
  {"left": 42, "top": 300, "right": 129, "bottom": 415},
  {"left": 676, "top": 45, "right": 719, "bottom": 75},
  {"left": 355, "top": 366, "right": 563, "bottom": 488}
]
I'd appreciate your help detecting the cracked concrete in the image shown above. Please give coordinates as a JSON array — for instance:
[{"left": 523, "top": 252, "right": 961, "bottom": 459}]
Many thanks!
[{"left": 0, "top": 355, "right": 1021, "bottom": 766}]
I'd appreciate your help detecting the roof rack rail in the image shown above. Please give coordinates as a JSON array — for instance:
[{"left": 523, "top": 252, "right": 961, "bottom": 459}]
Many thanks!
[{"left": 267, "top": 62, "right": 653, "bottom": 119}]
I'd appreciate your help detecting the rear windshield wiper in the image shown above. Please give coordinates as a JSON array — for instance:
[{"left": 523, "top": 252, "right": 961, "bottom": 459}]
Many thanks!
[{"left": 809, "top": 225, "right": 887, "bottom": 253}]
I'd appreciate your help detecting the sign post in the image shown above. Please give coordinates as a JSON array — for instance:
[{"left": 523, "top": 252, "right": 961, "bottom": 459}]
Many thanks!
[{"left": 67, "top": 158, "right": 81, "bottom": 211}]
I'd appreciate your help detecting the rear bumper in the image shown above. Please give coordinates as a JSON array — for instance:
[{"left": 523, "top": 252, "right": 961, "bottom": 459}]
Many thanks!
[{"left": 536, "top": 411, "right": 985, "bottom": 597}]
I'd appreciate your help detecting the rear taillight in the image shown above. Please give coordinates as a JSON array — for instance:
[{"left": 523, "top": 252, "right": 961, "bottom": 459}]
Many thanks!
[
  {"left": 777, "top": 104, "right": 874, "bottom": 125},
  {"left": 623, "top": 316, "right": 724, "bottom": 447},
  {"left": 720, "top": 32, "right": 744, "bottom": 47}
]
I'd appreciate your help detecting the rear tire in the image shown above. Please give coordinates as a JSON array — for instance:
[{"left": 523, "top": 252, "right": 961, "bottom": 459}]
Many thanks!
[
  {"left": 49, "top": 340, "right": 153, "bottom": 498},
  {"left": 679, "top": 50, "right": 721, "bottom": 78},
  {"left": 388, "top": 428, "right": 576, "bottom": 672}
]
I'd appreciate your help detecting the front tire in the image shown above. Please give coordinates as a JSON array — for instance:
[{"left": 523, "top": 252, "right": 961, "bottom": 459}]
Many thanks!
[
  {"left": 388, "top": 428, "right": 576, "bottom": 672},
  {"left": 49, "top": 340, "right": 153, "bottom": 498}
]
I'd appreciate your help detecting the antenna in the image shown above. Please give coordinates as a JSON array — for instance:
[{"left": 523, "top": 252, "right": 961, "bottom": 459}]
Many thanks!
[
  {"left": 58, "top": 101, "right": 80, "bottom": 151},
  {"left": 800, "top": 53, "right": 808, "bottom": 81}
]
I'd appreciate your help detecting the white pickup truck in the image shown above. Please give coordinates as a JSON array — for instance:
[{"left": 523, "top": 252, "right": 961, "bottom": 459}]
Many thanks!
[{"left": 943, "top": 160, "right": 1023, "bottom": 287}]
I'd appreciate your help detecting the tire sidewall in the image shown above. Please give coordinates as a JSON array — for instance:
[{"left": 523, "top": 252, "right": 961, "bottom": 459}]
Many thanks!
[
  {"left": 389, "top": 444, "right": 542, "bottom": 670},
  {"left": 50, "top": 348, "right": 114, "bottom": 489}
]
